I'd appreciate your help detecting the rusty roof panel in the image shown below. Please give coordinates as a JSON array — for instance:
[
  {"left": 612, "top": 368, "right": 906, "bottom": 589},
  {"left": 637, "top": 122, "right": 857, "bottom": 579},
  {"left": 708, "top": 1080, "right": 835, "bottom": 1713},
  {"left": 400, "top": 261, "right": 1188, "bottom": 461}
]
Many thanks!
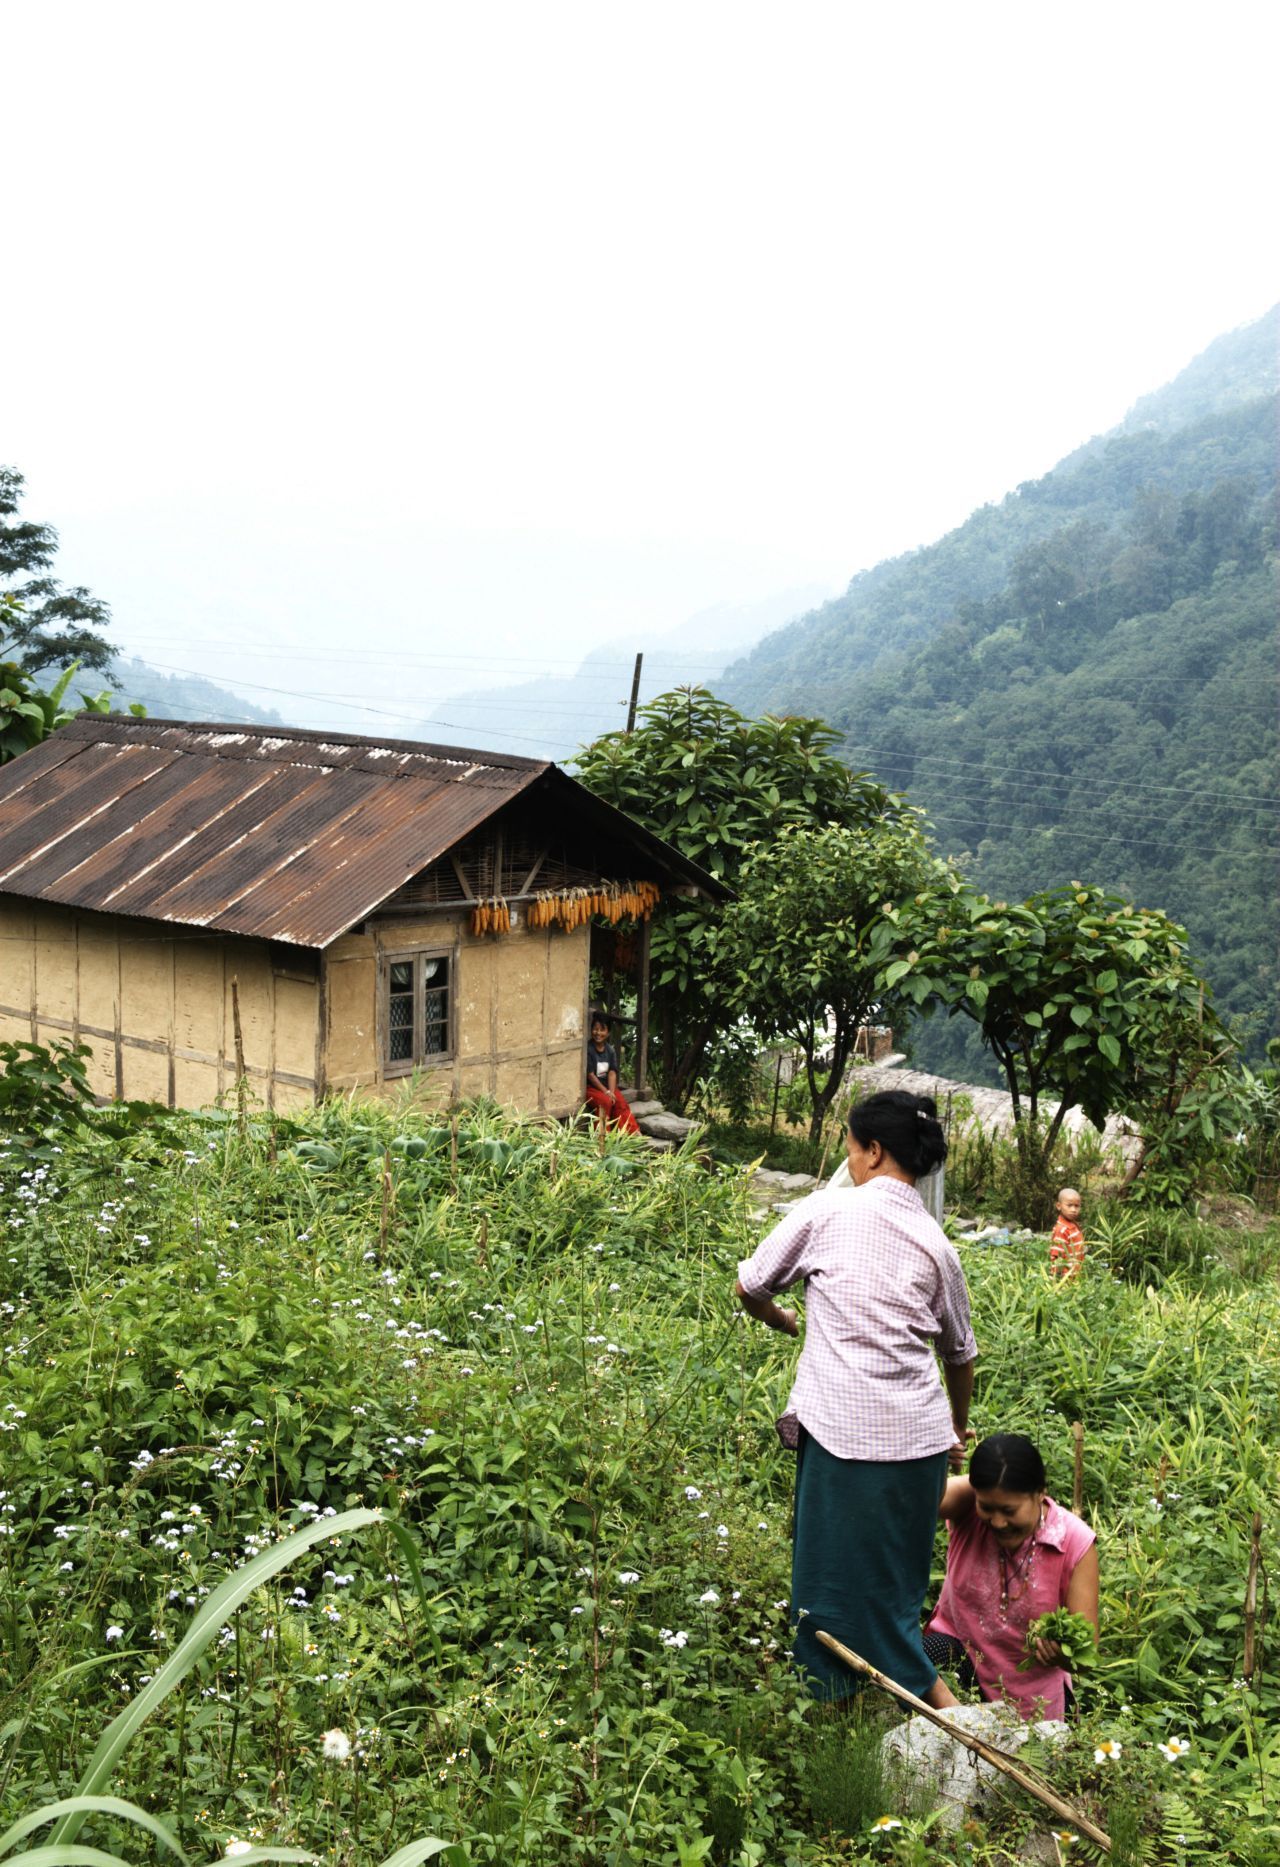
[
  {"left": 0, "top": 715, "right": 723, "bottom": 945},
  {"left": 0, "top": 745, "right": 181, "bottom": 885},
  {"left": 96, "top": 764, "right": 286, "bottom": 915},
  {"left": 143, "top": 770, "right": 378, "bottom": 926},
  {"left": 212, "top": 777, "right": 502, "bottom": 942},
  {"left": 15, "top": 756, "right": 214, "bottom": 900}
]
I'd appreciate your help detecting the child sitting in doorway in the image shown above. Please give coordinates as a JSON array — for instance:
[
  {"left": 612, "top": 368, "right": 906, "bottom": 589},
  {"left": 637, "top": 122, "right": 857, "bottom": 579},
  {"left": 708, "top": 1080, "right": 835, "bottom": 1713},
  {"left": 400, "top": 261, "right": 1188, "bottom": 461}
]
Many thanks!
[
  {"left": 1050, "top": 1187, "right": 1086, "bottom": 1280},
  {"left": 585, "top": 1012, "right": 640, "bottom": 1134}
]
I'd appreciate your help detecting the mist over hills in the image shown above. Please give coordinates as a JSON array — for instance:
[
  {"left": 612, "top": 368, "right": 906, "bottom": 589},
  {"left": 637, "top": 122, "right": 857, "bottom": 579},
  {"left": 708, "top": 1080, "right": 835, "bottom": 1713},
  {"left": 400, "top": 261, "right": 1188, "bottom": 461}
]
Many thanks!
[
  {"left": 109, "top": 656, "right": 282, "bottom": 726},
  {"left": 719, "top": 304, "right": 1279, "bottom": 1076},
  {"left": 412, "top": 585, "right": 831, "bottom": 760}
]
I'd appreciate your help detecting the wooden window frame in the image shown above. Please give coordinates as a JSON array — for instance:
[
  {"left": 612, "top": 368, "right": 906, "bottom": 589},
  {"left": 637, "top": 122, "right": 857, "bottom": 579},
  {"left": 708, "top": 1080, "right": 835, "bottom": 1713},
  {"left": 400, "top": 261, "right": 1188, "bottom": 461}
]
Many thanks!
[{"left": 381, "top": 946, "right": 455, "bottom": 1077}]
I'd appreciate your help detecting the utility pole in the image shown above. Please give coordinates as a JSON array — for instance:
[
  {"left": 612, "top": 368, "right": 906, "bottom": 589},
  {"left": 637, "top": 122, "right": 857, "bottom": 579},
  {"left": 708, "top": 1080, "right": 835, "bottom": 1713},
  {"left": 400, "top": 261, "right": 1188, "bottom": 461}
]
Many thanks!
[{"left": 625, "top": 652, "right": 643, "bottom": 733}]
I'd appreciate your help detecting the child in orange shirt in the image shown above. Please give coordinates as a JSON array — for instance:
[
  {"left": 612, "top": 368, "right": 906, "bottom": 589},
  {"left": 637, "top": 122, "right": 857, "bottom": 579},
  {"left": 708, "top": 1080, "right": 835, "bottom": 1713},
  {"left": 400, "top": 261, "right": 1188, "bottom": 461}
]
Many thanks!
[{"left": 1050, "top": 1187, "right": 1085, "bottom": 1280}]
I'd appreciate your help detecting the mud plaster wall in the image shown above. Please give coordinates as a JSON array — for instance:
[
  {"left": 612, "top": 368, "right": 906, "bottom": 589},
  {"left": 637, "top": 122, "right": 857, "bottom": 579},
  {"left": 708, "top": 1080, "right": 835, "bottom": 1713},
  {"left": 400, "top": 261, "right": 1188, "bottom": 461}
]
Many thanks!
[
  {"left": 0, "top": 899, "right": 319, "bottom": 1113},
  {"left": 322, "top": 912, "right": 589, "bottom": 1116}
]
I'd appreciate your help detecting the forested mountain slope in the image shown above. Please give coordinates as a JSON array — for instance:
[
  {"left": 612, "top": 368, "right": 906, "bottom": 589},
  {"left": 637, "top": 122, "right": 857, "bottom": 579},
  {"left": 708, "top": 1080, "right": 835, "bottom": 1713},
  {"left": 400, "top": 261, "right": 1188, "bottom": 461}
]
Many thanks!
[
  {"left": 109, "top": 655, "right": 282, "bottom": 725},
  {"left": 720, "top": 307, "right": 1279, "bottom": 1077}
]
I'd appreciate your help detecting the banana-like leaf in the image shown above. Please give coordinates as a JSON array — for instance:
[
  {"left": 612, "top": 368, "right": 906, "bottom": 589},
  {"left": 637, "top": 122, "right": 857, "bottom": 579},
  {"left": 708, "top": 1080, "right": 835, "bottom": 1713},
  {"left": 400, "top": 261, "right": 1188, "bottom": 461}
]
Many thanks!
[
  {"left": 4, "top": 1847, "right": 134, "bottom": 1867},
  {"left": 378, "top": 1842, "right": 453, "bottom": 1867},
  {"left": 0, "top": 1798, "right": 186, "bottom": 1863},
  {"left": 49, "top": 1508, "right": 383, "bottom": 1849}
]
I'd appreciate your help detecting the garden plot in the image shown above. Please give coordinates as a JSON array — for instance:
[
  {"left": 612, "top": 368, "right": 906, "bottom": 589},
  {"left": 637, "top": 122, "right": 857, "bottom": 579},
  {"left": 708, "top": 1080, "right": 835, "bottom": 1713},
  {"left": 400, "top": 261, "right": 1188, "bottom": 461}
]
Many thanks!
[{"left": 1, "top": 1101, "right": 1276, "bottom": 1865}]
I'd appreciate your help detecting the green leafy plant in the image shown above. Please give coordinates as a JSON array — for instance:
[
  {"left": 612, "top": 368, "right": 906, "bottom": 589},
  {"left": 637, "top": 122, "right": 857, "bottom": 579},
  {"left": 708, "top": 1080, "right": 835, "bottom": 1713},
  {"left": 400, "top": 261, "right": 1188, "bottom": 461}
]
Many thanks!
[
  {"left": 0, "top": 658, "right": 145, "bottom": 764},
  {"left": 3, "top": 1509, "right": 452, "bottom": 1867},
  {"left": 719, "top": 818, "right": 940, "bottom": 1143},
  {"left": 1020, "top": 1609, "right": 1098, "bottom": 1672}
]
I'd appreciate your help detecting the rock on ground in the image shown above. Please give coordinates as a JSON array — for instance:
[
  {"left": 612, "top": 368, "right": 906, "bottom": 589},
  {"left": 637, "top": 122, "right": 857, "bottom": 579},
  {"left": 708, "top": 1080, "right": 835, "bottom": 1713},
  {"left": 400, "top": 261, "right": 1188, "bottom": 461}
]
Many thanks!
[
  {"left": 881, "top": 1704, "right": 1068, "bottom": 1830},
  {"left": 851, "top": 1064, "right": 1140, "bottom": 1164}
]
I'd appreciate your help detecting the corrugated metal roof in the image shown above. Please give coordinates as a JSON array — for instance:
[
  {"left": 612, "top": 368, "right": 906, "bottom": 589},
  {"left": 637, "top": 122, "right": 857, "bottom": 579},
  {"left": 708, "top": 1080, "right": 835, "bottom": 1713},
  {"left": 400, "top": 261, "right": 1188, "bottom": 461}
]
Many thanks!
[{"left": 0, "top": 716, "right": 721, "bottom": 946}]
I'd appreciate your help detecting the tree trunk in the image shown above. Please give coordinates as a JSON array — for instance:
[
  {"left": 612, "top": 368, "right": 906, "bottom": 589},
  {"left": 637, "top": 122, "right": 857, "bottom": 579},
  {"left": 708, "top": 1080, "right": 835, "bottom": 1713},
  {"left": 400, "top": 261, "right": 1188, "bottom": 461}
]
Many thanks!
[
  {"left": 808, "top": 1026, "right": 854, "bottom": 1147},
  {"left": 667, "top": 1016, "right": 716, "bottom": 1112}
]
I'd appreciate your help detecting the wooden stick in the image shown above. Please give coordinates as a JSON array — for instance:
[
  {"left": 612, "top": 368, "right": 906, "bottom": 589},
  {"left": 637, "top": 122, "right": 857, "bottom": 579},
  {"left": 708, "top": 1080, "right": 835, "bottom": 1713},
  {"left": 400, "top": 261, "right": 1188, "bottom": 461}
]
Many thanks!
[
  {"left": 230, "top": 976, "right": 248, "bottom": 1136},
  {"left": 1244, "top": 1511, "right": 1262, "bottom": 1686},
  {"left": 1072, "top": 1420, "right": 1085, "bottom": 1517},
  {"left": 813, "top": 1630, "right": 1110, "bottom": 1851}
]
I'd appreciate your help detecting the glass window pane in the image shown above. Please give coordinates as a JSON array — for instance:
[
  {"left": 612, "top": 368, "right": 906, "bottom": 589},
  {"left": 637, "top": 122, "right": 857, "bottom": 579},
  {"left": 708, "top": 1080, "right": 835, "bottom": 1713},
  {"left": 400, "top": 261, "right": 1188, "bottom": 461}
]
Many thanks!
[
  {"left": 424, "top": 979, "right": 448, "bottom": 1053},
  {"left": 388, "top": 989, "right": 414, "bottom": 1061},
  {"left": 388, "top": 961, "right": 415, "bottom": 1064}
]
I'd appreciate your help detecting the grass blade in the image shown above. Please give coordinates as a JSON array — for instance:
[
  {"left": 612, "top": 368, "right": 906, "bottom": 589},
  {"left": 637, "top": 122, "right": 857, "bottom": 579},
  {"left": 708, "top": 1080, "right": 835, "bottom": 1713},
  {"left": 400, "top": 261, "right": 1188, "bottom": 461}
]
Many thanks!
[
  {"left": 203, "top": 1852, "right": 319, "bottom": 1866},
  {"left": 4, "top": 1848, "right": 136, "bottom": 1867},
  {"left": 0, "top": 1799, "right": 186, "bottom": 1863},
  {"left": 49, "top": 1508, "right": 384, "bottom": 1848}
]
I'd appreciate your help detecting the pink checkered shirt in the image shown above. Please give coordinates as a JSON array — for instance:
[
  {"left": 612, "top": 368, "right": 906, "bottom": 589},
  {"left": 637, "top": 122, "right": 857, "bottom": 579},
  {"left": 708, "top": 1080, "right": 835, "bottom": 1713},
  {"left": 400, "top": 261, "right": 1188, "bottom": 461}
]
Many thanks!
[{"left": 738, "top": 1177, "right": 978, "bottom": 1462}]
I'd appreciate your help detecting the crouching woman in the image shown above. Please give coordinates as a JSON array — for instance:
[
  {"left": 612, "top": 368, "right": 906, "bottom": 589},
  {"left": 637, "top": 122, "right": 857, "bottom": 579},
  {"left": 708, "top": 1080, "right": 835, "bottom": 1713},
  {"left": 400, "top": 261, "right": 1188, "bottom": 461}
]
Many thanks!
[{"left": 924, "top": 1433, "right": 1098, "bottom": 1720}]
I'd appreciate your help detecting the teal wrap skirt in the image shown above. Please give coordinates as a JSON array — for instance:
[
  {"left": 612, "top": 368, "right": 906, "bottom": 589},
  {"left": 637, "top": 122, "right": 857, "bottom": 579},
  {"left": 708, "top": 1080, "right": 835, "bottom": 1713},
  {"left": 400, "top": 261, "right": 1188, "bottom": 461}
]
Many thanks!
[{"left": 791, "top": 1426, "right": 949, "bottom": 1702}]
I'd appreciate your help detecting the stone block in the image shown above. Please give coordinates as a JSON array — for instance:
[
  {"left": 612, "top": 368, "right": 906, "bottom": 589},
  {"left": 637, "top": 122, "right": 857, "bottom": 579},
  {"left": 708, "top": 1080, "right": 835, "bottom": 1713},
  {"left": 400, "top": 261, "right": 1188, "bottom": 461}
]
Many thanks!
[
  {"left": 637, "top": 1111, "right": 698, "bottom": 1142},
  {"left": 881, "top": 1704, "right": 1068, "bottom": 1830}
]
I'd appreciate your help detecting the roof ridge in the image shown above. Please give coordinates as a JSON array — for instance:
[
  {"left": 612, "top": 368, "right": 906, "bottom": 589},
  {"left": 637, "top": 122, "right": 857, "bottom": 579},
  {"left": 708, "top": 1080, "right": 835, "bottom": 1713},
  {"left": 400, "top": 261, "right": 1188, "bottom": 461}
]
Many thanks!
[{"left": 61, "top": 713, "right": 551, "bottom": 774}]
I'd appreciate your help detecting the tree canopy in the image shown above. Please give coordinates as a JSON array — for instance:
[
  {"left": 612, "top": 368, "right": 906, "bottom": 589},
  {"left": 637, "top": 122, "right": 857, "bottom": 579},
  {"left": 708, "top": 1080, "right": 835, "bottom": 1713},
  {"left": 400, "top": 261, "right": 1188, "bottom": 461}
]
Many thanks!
[
  {"left": 574, "top": 688, "right": 911, "bottom": 1107},
  {"left": 720, "top": 816, "right": 940, "bottom": 1141},
  {"left": 1, "top": 467, "right": 114, "bottom": 673},
  {"left": 719, "top": 313, "right": 1279, "bottom": 1071},
  {"left": 869, "top": 877, "right": 1235, "bottom": 1215}
]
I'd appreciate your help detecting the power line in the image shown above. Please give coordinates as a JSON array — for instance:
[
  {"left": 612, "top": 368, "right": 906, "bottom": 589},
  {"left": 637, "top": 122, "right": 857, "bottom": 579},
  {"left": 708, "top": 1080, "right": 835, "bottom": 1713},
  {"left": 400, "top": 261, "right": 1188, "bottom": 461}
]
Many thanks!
[
  {"left": 842, "top": 743, "right": 1280, "bottom": 811},
  {"left": 131, "top": 660, "right": 585, "bottom": 752},
  {"left": 921, "top": 808, "right": 1278, "bottom": 863}
]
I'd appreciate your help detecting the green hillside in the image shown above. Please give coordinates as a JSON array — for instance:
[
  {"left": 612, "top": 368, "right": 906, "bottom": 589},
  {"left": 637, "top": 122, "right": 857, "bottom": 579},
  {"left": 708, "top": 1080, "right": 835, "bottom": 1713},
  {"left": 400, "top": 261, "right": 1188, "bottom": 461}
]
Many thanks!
[{"left": 720, "top": 308, "right": 1279, "bottom": 1077}]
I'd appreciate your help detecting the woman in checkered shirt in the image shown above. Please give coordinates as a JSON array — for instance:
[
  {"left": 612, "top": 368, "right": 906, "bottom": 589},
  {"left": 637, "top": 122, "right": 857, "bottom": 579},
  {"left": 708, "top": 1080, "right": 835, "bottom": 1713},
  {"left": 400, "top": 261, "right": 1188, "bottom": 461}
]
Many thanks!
[{"left": 737, "top": 1090, "right": 977, "bottom": 1708}]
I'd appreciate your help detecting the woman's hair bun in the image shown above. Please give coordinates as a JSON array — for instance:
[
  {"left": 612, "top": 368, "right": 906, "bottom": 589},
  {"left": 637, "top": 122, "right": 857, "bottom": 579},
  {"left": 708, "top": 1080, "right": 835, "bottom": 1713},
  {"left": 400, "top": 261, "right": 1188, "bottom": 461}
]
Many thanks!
[{"left": 848, "top": 1089, "right": 947, "bottom": 1180}]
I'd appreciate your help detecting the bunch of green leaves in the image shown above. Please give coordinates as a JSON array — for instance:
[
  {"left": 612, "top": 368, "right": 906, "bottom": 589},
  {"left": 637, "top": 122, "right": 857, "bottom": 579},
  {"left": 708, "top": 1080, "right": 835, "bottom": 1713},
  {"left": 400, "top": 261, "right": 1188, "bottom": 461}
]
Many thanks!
[
  {"left": 0, "top": 657, "right": 145, "bottom": 763},
  {"left": 1019, "top": 1609, "right": 1097, "bottom": 1671},
  {"left": 0, "top": 1037, "right": 98, "bottom": 1148}
]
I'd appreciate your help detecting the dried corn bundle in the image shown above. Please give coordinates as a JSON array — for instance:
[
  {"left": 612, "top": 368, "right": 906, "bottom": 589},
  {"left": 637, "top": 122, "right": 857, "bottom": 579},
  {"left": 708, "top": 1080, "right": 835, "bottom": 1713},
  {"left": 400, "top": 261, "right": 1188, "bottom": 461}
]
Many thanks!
[
  {"left": 470, "top": 897, "right": 512, "bottom": 937},
  {"left": 525, "top": 879, "right": 662, "bottom": 931}
]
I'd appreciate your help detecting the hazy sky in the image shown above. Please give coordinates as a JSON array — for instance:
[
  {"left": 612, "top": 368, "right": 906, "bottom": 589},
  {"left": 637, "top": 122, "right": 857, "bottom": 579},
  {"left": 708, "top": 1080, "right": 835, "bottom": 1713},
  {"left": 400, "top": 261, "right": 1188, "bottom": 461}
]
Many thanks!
[{"left": 4, "top": 2, "right": 1277, "bottom": 736}]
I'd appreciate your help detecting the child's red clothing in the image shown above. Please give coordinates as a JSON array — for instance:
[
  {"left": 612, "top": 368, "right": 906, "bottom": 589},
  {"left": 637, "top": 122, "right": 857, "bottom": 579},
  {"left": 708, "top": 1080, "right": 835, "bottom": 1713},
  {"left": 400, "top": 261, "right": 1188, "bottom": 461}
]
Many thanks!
[
  {"left": 584, "top": 1082, "right": 641, "bottom": 1134},
  {"left": 1050, "top": 1217, "right": 1085, "bottom": 1277}
]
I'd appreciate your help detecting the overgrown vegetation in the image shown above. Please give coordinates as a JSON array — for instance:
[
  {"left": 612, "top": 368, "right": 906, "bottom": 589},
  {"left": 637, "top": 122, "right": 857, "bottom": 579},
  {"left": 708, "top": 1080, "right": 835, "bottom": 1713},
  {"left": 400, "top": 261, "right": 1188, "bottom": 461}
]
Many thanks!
[{"left": 2, "top": 1088, "right": 1277, "bottom": 1864}]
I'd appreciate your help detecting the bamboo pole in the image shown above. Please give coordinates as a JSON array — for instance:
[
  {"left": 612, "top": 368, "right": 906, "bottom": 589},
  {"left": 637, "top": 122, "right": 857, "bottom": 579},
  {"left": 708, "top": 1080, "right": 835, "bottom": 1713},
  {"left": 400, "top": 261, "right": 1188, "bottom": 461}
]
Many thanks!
[
  {"left": 1244, "top": 1511, "right": 1262, "bottom": 1686},
  {"left": 813, "top": 1630, "right": 1111, "bottom": 1852},
  {"left": 230, "top": 976, "right": 247, "bottom": 1136}
]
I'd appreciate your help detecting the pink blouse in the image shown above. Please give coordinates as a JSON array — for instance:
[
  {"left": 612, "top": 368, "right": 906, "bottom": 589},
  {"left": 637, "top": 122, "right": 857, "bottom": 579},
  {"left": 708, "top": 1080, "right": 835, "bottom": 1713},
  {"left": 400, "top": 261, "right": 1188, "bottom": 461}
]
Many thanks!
[{"left": 927, "top": 1495, "right": 1095, "bottom": 1720}]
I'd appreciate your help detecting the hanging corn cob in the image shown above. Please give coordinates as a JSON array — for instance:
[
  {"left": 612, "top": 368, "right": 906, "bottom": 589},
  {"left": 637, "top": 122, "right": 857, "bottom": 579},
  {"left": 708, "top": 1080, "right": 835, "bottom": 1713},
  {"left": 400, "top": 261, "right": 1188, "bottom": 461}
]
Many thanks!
[
  {"left": 521, "top": 879, "right": 661, "bottom": 933},
  {"left": 470, "top": 896, "right": 512, "bottom": 937}
]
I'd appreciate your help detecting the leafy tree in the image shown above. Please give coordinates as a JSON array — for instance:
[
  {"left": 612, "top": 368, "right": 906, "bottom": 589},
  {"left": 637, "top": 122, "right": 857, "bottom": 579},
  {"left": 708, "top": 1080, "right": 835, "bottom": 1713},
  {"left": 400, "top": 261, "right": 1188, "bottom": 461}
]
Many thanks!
[
  {"left": 574, "top": 688, "right": 906, "bottom": 1107},
  {"left": 720, "top": 817, "right": 941, "bottom": 1142},
  {"left": 1, "top": 466, "right": 113, "bottom": 672},
  {"left": 871, "top": 879, "right": 1232, "bottom": 1215}
]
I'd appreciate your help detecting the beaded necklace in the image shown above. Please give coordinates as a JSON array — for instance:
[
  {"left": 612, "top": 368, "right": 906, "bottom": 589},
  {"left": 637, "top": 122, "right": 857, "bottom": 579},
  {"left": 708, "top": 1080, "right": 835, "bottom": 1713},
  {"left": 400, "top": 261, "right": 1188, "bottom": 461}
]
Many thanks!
[{"left": 996, "top": 1503, "right": 1047, "bottom": 1615}]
